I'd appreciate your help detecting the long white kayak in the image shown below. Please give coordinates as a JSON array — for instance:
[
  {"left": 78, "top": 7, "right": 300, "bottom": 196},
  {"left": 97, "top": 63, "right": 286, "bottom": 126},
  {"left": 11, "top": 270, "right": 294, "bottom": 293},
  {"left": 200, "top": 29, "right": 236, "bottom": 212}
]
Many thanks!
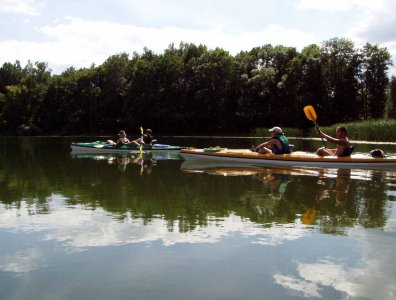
[{"left": 180, "top": 148, "right": 396, "bottom": 169}]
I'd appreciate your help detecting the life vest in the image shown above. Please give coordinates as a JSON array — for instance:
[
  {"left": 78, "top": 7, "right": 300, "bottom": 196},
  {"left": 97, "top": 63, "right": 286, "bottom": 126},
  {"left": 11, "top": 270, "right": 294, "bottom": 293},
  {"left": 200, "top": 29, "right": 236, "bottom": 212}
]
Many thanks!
[{"left": 273, "top": 134, "right": 290, "bottom": 154}]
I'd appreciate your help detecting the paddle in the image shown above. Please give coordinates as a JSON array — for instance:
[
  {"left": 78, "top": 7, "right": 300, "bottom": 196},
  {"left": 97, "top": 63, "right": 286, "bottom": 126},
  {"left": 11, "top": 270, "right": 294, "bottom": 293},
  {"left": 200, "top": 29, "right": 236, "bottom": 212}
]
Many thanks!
[
  {"left": 139, "top": 126, "right": 144, "bottom": 155},
  {"left": 303, "top": 105, "right": 327, "bottom": 148}
]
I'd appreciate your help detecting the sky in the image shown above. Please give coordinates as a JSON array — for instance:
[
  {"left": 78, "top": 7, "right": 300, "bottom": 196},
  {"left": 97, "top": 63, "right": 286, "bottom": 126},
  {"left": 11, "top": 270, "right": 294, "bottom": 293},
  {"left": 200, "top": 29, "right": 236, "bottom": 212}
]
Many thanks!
[{"left": 0, "top": 0, "right": 395, "bottom": 74}]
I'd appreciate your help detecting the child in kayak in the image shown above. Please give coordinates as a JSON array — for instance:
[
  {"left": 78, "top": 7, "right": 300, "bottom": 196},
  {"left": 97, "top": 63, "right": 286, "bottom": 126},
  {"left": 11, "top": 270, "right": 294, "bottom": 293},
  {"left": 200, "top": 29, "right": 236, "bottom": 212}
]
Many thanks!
[{"left": 315, "top": 127, "right": 354, "bottom": 157}]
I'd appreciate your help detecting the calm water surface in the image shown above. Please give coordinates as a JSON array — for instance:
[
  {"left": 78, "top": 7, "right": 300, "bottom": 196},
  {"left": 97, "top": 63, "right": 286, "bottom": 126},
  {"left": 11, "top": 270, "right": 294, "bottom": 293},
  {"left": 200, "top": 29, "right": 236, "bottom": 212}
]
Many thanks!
[{"left": 0, "top": 137, "right": 396, "bottom": 300}]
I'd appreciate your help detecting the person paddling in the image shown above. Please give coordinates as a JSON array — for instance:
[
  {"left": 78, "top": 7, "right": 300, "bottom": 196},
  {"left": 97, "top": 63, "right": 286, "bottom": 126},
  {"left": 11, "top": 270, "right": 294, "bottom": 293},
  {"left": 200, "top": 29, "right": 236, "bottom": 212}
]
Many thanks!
[
  {"left": 251, "top": 127, "right": 291, "bottom": 154},
  {"left": 315, "top": 126, "right": 353, "bottom": 157},
  {"left": 132, "top": 129, "right": 157, "bottom": 146}
]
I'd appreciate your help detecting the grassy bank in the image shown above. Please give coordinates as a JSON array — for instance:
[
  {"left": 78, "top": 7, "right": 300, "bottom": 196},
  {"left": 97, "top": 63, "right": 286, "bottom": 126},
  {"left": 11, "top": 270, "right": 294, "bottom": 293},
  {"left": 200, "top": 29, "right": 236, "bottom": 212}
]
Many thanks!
[
  {"left": 254, "top": 119, "right": 396, "bottom": 142},
  {"left": 317, "top": 119, "right": 396, "bottom": 142}
]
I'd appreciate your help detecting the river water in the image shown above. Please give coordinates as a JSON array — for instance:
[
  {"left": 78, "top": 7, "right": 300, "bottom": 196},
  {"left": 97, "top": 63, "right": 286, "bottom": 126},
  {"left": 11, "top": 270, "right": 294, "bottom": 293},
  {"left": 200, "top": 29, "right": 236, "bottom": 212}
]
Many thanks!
[{"left": 0, "top": 136, "right": 395, "bottom": 300}]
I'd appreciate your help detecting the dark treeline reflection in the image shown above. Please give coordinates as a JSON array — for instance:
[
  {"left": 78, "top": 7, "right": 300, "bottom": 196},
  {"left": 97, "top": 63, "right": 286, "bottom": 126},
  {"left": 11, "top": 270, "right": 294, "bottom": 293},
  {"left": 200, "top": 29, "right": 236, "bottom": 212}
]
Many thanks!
[{"left": 0, "top": 138, "right": 393, "bottom": 234}]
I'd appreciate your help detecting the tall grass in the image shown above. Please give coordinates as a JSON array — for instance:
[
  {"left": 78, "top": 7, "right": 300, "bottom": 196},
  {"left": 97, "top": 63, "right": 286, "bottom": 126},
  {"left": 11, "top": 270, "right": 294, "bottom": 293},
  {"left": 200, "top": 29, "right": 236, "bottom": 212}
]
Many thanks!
[
  {"left": 254, "top": 119, "right": 396, "bottom": 142},
  {"left": 318, "top": 119, "right": 396, "bottom": 142}
]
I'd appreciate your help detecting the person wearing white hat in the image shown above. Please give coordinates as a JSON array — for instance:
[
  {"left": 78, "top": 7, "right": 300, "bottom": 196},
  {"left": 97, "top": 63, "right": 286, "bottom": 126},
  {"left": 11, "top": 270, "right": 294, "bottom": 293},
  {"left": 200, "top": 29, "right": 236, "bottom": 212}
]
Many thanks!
[{"left": 251, "top": 126, "right": 291, "bottom": 154}]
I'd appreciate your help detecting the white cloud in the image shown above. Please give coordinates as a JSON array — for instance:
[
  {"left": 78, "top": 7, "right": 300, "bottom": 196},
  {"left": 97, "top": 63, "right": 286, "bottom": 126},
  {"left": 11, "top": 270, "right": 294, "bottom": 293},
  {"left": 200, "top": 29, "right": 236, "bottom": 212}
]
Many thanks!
[
  {"left": 344, "top": 0, "right": 396, "bottom": 75},
  {"left": 0, "top": 17, "right": 318, "bottom": 73},
  {"left": 0, "top": 0, "right": 43, "bottom": 16},
  {"left": 347, "top": 0, "right": 396, "bottom": 44},
  {"left": 273, "top": 274, "right": 321, "bottom": 298},
  {"left": 274, "top": 225, "right": 396, "bottom": 299},
  {"left": 0, "top": 248, "right": 43, "bottom": 273},
  {"left": 296, "top": 0, "right": 381, "bottom": 12},
  {"left": 274, "top": 259, "right": 364, "bottom": 298},
  {"left": 0, "top": 196, "right": 310, "bottom": 251},
  {"left": 297, "top": 259, "right": 363, "bottom": 296}
]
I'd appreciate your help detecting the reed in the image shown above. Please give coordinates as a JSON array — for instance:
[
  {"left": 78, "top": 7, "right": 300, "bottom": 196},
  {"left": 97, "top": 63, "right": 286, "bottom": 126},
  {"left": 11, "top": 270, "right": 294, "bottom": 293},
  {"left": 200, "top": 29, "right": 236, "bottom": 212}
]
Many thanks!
[
  {"left": 254, "top": 119, "right": 396, "bottom": 142},
  {"left": 312, "top": 119, "right": 396, "bottom": 142}
]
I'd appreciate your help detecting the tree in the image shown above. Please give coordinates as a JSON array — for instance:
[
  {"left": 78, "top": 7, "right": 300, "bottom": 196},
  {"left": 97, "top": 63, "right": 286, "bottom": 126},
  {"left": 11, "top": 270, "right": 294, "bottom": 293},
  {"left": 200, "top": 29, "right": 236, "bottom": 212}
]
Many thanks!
[
  {"left": 294, "top": 44, "right": 327, "bottom": 127},
  {"left": 360, "top": 43, "right": 392, "bottom": 119},
  {"left": 389, "top": 76, "right": 396, "bottom": 119},
  {"left": 0, "top": 40, "right": 393, "bottom": 135},
  {"left": 320, "top": 38, "right": 361, "bottom": 124},
  {"left": 0, "top": 61, "right": 23, "bottom": 94},
  {"left": 96, "top": 53, "right": 129, "bottom": 132}
]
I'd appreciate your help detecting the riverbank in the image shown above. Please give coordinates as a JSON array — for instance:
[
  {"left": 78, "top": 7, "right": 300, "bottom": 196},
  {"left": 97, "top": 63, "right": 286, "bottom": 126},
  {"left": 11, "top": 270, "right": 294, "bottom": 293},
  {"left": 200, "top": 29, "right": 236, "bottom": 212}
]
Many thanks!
[{"left": 254, "top": 119, "right": 396, "bottom": 142}]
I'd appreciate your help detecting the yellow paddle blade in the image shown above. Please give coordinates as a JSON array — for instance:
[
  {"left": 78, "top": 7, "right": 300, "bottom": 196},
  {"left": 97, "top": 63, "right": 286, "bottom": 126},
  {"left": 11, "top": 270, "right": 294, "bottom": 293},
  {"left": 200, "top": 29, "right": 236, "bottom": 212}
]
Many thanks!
[
  {"left": 303, "top": 105, "right": 317, "bottom": 122},
  {"left": 302, "top": 208, "right": 316, "bottom": 225},
  {"left": 140, "top": 126, "right": 144, "bottom": 134}
]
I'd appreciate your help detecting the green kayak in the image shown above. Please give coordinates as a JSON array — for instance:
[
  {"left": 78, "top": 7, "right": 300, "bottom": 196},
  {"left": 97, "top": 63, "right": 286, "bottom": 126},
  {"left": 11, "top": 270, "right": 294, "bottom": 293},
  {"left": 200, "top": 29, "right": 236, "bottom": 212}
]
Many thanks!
[{"left": 71, "top": 141, "right": 186, "bottom": 153}]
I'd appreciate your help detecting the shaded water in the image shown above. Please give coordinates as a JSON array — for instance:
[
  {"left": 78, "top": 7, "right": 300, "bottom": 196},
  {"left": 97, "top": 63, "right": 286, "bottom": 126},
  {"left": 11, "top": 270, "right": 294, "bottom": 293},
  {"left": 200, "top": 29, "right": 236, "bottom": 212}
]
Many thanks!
[{"left": 0, "top": 137, "right": 396, "bottom": 300}]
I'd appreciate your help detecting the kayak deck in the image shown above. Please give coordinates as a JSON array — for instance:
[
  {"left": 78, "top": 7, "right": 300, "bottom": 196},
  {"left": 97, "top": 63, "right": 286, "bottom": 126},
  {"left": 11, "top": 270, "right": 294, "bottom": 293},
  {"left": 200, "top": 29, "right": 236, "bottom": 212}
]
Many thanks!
[
  {"left": 180, "top": 148, "right": 396, "bottom": 168},
  {"left": 71, "top": 141, "right": 186, "bottom": 153}
]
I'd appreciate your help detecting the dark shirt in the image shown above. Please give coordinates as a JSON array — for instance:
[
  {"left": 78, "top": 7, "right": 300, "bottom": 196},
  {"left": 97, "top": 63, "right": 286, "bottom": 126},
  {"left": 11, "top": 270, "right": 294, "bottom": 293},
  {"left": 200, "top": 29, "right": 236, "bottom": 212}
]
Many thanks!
[{"left": 143, "top": 134, "right": 154, "bottom": 144}]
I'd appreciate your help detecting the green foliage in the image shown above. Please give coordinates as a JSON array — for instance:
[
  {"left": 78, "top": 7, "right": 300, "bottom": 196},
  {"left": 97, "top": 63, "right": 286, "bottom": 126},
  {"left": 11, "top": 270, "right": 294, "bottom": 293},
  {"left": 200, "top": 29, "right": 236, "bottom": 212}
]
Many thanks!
[
  {"left": 360, "top": 43, "right": 392, "bottom": 119},
  {"left": 315, "top": 119, "right": 396, "bottom": 142},
  {"left": 389, "top": 76, "right": 396, "bottom": 119},
  {"left": 0, "top": 40, "right": 393, "bottom": 135}
]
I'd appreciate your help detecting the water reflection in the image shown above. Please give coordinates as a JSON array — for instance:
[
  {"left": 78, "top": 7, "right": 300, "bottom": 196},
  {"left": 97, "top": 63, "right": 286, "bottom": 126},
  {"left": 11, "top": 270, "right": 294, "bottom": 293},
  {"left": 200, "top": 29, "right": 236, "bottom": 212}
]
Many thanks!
[
  {"left": 180, "top": 160, "right": 395, "bottom": 232},
  {"left": 273, "top": 226, "right": 396, "bottom": 299},
  {"left": 0, "top": 197, "right": 312, "bottom": 253},
  {"left": 70, "top": 151, "right": 181, "bottom": 173},
  {"left": 72, "top": 153, "right": 157, "bottom": 175},
  {"left": 0, "top": 142, "right": 394, "bottom": 235},
  {"left": 1, "top": 137, "right": 396, "bottom": 299}
]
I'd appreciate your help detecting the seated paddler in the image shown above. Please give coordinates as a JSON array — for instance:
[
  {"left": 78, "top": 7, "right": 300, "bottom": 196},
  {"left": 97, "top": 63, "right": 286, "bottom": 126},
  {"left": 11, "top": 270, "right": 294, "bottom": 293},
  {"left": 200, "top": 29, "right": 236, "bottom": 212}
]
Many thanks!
[
  {"left": 106, "top": 130, "right": 131, "bottom": 146},
  {"left": 315, "top": 126, "right": 354, "bottom": 157},
  {"left": 132, "top": 129, "right": 157, "bottom": 146},
  {"left": 251, "top": 126, "right": 291, "bottom": 154}
]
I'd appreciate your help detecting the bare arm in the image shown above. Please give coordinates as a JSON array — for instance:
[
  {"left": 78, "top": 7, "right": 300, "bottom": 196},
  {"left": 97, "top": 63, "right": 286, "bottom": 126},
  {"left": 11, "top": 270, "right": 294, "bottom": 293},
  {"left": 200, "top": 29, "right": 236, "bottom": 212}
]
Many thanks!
[
  {"left": 255, "top": 139, "right": 282, "bottom": 150},
  {"left": 318, "top": 130, "right": 347, "bottom": 145}
]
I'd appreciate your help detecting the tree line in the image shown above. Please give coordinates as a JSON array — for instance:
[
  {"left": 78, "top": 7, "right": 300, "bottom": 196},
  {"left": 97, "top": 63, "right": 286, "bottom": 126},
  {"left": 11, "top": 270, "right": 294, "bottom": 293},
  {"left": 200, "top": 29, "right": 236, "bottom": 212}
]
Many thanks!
[{"left": 0, "top": 38, "right": 393, "bottom": 135}]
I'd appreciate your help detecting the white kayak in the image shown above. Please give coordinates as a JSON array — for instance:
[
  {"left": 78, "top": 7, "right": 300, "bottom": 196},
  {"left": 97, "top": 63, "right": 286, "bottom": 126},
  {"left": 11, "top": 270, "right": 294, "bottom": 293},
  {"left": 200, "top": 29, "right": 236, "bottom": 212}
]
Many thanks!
[{"left": 180, "top": 148, "right": 396, "bottom": 169}]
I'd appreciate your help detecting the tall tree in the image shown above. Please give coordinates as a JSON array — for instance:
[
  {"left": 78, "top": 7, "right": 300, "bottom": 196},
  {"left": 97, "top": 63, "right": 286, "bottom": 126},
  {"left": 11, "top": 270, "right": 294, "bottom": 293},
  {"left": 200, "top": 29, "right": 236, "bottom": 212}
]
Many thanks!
[
  {"left": 389, "top": 76, "right": 396, "bottom": 119},
  {"left": 360, "top": 43, "right": 392, "bottom": 119},
  {"left": 320, "top": 38, "right": 361, "bottom": 124},
  {"left": 96, "top": 53, "right": 129, "bottom": 132}
]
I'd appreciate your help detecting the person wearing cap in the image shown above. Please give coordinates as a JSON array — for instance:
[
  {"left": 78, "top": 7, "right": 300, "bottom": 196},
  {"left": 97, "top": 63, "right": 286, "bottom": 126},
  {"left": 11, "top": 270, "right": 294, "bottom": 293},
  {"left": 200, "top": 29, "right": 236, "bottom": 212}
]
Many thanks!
[
  {"left": 132, "top": 129, "right": 157, "bottom": 146},
  {"left": 315, "top": 126, "right": 353, "bottom": 157},
  {"left": 251, "top": 126, "right": 291, "bottom": 154},
  {"left": 106, "top": 130, "right": 131, "bottom": 146}
]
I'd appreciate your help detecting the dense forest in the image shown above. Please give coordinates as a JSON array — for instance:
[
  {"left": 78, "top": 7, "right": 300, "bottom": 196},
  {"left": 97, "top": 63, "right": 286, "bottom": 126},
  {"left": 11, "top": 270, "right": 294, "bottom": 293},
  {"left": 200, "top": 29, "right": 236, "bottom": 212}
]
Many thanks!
[{"left": 0, "top": 37, "right": 394, "bottom": 135}]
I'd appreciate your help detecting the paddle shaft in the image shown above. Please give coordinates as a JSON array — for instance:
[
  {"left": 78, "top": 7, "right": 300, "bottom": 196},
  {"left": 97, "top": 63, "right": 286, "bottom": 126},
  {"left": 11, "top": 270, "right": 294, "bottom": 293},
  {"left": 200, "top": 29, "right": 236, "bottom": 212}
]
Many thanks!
[
  {"left": 313, "top": 121, "right": 327, "bottom": 148},
  {"left": 140, "top": 127, "right": 144, "bottom": 153}
]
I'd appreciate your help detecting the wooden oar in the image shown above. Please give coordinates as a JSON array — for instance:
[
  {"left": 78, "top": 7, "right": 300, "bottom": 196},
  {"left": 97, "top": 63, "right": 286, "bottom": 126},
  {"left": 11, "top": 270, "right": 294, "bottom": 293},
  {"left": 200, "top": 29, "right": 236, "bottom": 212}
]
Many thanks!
[{"left": 303, "top": 105, "right": 327, "bottom": 148}]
